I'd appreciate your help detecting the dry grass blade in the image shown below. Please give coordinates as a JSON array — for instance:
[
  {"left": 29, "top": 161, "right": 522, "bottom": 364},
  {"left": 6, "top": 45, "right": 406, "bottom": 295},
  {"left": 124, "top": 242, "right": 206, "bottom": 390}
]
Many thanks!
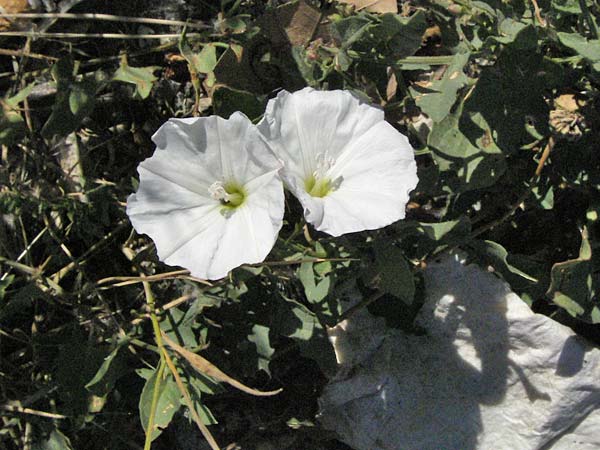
[{"left": 161, "top": 332, "right": 282, "bottom": 397}]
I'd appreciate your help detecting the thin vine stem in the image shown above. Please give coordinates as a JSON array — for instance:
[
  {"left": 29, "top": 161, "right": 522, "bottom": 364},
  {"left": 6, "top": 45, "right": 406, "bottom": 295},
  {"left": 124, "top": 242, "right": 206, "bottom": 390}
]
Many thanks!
[
  {"left": 142, "top": 279, "right": 166, "bottom": 450},
  {"left": 143, "top": 358, "right": 165, "bottom": 450}
]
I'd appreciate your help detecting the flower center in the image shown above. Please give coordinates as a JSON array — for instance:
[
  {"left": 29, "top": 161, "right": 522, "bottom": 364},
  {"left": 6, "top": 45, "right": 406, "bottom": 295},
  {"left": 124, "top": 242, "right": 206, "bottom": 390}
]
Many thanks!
[
  {"left": 209, "top": 181, "right": 246, "bottom": 209},
  {"left": 304, "top": 153, "right": 341, "bottom": 198}
]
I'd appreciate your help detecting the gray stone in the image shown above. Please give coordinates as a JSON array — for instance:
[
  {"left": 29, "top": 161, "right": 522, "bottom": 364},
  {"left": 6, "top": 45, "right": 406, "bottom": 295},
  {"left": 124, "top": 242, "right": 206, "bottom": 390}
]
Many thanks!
[{"left": 319, "top": 253, "right": 600, "bottom": 450}]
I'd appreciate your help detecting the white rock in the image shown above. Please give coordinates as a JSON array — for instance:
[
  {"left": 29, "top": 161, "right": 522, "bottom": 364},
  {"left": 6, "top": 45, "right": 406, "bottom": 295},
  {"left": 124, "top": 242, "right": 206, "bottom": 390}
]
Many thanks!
[{"left": 319, "top": 253, "right": 600, "bottom": 450}]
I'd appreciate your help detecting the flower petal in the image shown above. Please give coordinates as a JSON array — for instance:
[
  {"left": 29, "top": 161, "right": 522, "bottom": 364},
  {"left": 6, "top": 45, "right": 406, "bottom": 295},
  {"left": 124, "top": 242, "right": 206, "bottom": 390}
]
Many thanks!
[
  {"left": 258, "top": 87, "right": 384, "bottom": 181},
  {"left": 260, "top": 88, "right": 418, "bottom": 236},
  {"left": 127, "top": 113, "right": 284, "bottom": 279}
]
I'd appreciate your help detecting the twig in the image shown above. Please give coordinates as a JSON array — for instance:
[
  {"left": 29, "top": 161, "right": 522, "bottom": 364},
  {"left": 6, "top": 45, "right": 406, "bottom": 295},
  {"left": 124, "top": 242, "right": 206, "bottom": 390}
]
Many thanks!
[
  {"left": 49, "top": 221, "right": 128, "bottom": 283},
  {"left": 535, "top": 136, "right": 555, "bottom": 177},
  {"left": 97, "top": 270, "right": 212, "bottom": 289},
  {"left": 0, "top": 48, "right": 57, "bottom": 61},
  {"left": 252, "top": 257, "right": 358, "bottom": 267},
  {"left": 0, "top": 13, "right": 210, "bottom": 30},
  {"left": 0, "top": 31, "right": 205, "bottom": 40},
  {"left": 0, "top": 226, "right": 48, "bottom": 281},
  {"left": 530, "top": 0, "right": 547, "bottom": 27},
  {"left": 0, "top": 404, "right": 67, "bottom": 420}
]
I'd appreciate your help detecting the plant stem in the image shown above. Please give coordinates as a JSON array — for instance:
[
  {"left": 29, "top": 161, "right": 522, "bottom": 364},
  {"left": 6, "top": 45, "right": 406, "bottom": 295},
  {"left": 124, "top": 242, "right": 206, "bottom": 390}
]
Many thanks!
[
  {"left": 143, "top": 358, "right": 165, "bottom": 450},
  {"left": 142, "top": 279, "right": 166, "bottom": 450}
]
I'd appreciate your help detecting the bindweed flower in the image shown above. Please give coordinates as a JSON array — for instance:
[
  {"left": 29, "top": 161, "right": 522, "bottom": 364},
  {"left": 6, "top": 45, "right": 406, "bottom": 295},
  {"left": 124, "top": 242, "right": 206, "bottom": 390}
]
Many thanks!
[
  {"left": 126, "top": 112, "right": 284, "bottom": 280},
  {"left": 258, "top": 87, "right": 418, "bottom": 237}
]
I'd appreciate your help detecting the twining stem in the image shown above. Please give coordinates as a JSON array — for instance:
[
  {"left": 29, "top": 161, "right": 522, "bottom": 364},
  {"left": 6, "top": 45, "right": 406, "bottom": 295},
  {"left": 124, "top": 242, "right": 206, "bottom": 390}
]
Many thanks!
[
  {"left": 143, "top": 358, "right": 165, "bottom": 450},
  {"left": 142, "top": 279, "right": 166, "bottom": 450}
]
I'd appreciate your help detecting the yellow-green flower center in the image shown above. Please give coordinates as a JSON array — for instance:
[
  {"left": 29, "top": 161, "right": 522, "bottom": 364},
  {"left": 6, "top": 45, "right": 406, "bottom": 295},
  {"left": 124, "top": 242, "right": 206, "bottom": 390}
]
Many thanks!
[
  {"left": 222, "top": 182, "right": 246, "bottom": 207},
  {"left": 305, "top": 174, "right": 333, "bottom": 198},
  {"left": 209, "top": 181, "right": 247, "bottom": 211}
]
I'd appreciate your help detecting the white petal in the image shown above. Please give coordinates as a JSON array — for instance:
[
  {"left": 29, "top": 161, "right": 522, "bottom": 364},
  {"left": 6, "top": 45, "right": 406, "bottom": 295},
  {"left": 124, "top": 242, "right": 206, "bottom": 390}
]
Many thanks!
[
  {"left": 127, "top": 114, "right": 284, "bottom": 279},
  {"left": 200, "top": 173, "right": 284, "bottom": 279},
  {"left": 261, "top": 89, "right": 418, "bottom": 236},
  {"left": 314, "top": 122, "right": 417, "bottom": 236},
  {"left": 258, "top": 87, "right": 384, "bottom": 182}
]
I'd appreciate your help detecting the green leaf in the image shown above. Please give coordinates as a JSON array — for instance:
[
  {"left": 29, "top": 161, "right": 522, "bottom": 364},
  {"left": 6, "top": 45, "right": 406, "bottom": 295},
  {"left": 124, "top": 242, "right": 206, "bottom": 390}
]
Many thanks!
[
  {"left": 179, "top": 38, "right": 218, "bottom": 74},
  {"left": 212, "top": 86, "right": 266, "bottom": 120},
  {"left": 275, "top": 297, "right": 318, "bottom": 341},
  {"left": 55, "top": 333, "right": 104, "bottom": 419},
  {"left": 547, "top": 228, "right": 600, "bottom": 323},
  {"left": 363, "top": 244, "right": 415, "bottom": 303},
  {"left": 69, "top": 82, "right": 94, "bottom": 116},
  {"left": 0, "top": 84, "right": 35, "bottom": 146},
  {"left": 247, "top": 324, "right": 274, "bottom": 375},
  {"left": 298, "top": 262, "right": 331, "bottom": 303},
  {"left": 112, "top": 60, "right": 159, "bottom": 100},
  {"left": 557, "top": 32, "right": 600, "bottom": 71},
  {"left": 331, "top": 15, "right": 371, "bottom": 50},
  {"left": 413, "top": 51, "right": 470, "bottom": 123},
  {"left": 160, "top": 307, "right": 198, "bottom": 349},
  {"left": 493, "top": 19, "right": 538, "bottom": 48},
  {"left": 32, "top": 429, "right": 74, "bottom": 450},
  {"left": 418, "top": 217, "right": 472, "bottom": 244},
  {"left": 467, "top": 240, "right": 538, "bottom": 282},
  {"left": 553, "top": 293, "right": 586, "bottom": 316},
  {"left": 0, "top": 274, "right": 14, "bottom": 301},
  {"left": 42, "top": 60, "right": 104, "bottom": 139},
  {"left": 85, "top": 340, "right": 129, "bottom": 397},
  {"left": 464, "top": 34, "right": 560, "bottom": 153},
  {"left": 275, "top": 295, "right": 337, "bottom": 376},
  {"left": 373, "top": 11, "right": 427, "bottom": 58},
  {"left": 428, "top": 107, "right": 506, "bottom": 192},
  {"left": 139, "top": 367, "right": 181, "bottom": 441}
]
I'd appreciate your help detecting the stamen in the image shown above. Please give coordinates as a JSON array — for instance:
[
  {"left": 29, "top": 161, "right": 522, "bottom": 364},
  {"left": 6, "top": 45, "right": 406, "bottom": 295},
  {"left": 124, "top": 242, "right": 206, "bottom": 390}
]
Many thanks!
[
  {"left": 208, "top": 180, "right": 246, "bottom": 208},
  {"left": 305, "top": 153, "right": 342, "bottom": 198},
  {"left": 209, "top": 181, "right": 230, "bottom": 202}
]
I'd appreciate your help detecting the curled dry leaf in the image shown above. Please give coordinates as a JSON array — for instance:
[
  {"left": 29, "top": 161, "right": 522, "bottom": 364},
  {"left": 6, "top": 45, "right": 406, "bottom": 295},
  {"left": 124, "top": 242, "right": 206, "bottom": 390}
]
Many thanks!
[{"left": 161, "top": 332, "right": 282, "bottom": 397}]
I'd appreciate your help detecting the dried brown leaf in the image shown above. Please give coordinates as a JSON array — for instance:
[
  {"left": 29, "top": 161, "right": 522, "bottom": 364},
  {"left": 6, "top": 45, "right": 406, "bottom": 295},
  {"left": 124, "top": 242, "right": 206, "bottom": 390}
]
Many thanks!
[{"left": 161, "top": 332, "right": 282, "bottom": 397}]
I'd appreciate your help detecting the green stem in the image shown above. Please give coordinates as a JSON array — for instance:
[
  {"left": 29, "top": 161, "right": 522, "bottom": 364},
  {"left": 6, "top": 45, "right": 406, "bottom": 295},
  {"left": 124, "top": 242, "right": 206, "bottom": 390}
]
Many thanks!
[
  {"left": 143, "top": 358, "right": 165, "bottom": 450},
  {"left": 142, "top": 280, "right": 167, "bottom": 450}
]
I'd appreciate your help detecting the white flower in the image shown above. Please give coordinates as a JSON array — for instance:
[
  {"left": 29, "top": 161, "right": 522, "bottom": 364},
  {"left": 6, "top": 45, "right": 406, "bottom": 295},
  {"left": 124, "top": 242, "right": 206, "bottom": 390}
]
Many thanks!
[
  {"left": 126, "top": 112, "right": 284, "bottom": 280},
  {"left": 258, "top": 87, "right": 418, "bottom": 237}
]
